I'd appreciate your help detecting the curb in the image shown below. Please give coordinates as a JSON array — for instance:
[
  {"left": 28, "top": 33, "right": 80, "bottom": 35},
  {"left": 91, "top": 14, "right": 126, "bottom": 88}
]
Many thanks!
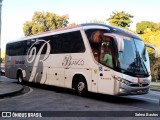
[
  {"left": 150, "top": 89, "right": 160, "bottom": 92},
  {"left": 0, "top": 83, "right": 24, "bottom": 98},
  {"left": 150, "top": 85, "right": 160, "bottom": 91}
]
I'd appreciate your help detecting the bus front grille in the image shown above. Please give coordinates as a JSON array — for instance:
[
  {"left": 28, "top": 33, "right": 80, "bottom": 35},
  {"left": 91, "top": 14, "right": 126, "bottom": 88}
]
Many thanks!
[{"left": 129, "top": 83, "right": 149, "bottom": 87}]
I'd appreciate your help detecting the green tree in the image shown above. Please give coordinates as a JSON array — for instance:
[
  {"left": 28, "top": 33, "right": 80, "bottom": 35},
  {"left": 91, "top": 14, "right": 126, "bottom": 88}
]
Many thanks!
[
  {"left": 136, "top": 21, "right": 154, "bottom": 34},
  {"left": 153, "top": 22, "right": 160, "bottom": 32},
  {"left": 23, "top": 11, "right": 69, "bottom": 36},
  {"left": 107, "top": 11, "right": 134, "bottom": 29}
]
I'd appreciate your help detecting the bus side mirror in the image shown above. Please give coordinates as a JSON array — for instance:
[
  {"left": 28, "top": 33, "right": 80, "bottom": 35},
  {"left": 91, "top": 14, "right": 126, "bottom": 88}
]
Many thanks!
[
  {"left": 104, "top": 33, "right": 124, "bottom": 52},
  {"left": 145, "top": 44, "right": 159, "bottom": 58}
]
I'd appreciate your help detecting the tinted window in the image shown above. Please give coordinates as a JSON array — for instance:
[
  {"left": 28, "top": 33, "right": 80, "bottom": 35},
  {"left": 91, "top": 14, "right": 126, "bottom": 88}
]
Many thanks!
[
  {"left": 6, "top": 41, "right": 26, "bottom": 56},
  {"left": 134, "top": 39, "right": 150, "bottom": 74},
  {"left": 49, "top": 31, "right": 85, "bottom": 53},
  {"left": 120, "top": 38, "right": 136, "bottom": 68},
  {"left": 6, "top": 31, "right": 85, "bottom": 56},
  {"left": 25, "top": 39, "right": 33, "bottom": 55},
  {"left": 119, "top": 38, "right": 150, "bottom": 76},
  {"left": 26, "top": 39, "right": 48, "bottom": 55}
]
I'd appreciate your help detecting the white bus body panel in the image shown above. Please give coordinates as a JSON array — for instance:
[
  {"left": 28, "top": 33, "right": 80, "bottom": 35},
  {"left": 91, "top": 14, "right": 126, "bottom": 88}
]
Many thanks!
[
  {"left": 5, "top": 24, "right": 151, "bottom": 96},
  {"left": 5, "top": 26, "right": 117, "bottom": 95}
]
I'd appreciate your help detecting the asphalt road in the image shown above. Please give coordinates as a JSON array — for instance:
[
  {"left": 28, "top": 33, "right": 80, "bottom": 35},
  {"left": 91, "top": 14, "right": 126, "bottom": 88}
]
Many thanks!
[{"left": 0, "top": 76, "right": 160, "bottom": 120}]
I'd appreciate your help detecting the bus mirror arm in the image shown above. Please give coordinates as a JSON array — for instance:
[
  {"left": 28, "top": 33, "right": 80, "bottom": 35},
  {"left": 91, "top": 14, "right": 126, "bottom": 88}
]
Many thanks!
[
  {"left": 145, "top": 44, "right": 159, "bottom": 58},
  {"left": 116, "top": 36, "right": 124, "bottom": 52},
  {"left": 104, "top": 33, "right": 124, "bottom": 52}
]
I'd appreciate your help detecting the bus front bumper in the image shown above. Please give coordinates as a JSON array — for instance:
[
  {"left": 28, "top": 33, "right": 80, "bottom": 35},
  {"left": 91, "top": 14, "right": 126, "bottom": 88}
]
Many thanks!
[{"left": 117, "top": 83, "right": 150, "bottom": 96}]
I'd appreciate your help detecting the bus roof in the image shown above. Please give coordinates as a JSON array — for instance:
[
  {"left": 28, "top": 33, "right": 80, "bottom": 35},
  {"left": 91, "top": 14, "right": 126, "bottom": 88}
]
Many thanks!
[
  {"left": 81, "top": 23, "right": 141, "bottom": 40},
  {"left": 7, "top": 23, "right": 141, "bottom": 44}
]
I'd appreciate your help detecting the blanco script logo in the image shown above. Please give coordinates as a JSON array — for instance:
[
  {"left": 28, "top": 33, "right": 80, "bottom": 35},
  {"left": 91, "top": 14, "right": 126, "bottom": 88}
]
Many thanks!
[
  {"left": 27, "top": 40, "right": 51, "bottom": 82},
  {"left": 62, "top": 55, "right": 84, "bottom": 66}
]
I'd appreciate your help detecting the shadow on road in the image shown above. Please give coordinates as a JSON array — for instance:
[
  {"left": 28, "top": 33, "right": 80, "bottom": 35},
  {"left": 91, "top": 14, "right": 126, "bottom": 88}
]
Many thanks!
[{"left": 22, "top": 81, "right": 147, "bottom": 105}]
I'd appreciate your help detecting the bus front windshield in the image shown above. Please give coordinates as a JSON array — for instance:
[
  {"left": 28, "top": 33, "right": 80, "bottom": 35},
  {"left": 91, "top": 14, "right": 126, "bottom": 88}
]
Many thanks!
[
  {"left": 119, "top": 37, "right": 150, "bottom": 77},
  {"left": 84, "top": 29, "right": 150, "bottom": 77}
]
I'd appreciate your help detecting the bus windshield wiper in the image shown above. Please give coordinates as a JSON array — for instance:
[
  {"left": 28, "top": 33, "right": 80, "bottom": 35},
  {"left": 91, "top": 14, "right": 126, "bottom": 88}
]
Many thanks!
[{"left": 135, "top": 51, "right": 148, "bottom": 74}]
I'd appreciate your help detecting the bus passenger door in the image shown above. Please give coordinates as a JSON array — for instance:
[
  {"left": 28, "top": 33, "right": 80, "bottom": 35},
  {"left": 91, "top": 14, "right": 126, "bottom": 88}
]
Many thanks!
[
  {"left": 89, "top": 67, "right": 115, "bottom": 95},
  {"left": 97, "top": 40, "right": 115, "bottom": 95},
  {"left": 97, "top": 66, "right": 115, "bottom": 95}
]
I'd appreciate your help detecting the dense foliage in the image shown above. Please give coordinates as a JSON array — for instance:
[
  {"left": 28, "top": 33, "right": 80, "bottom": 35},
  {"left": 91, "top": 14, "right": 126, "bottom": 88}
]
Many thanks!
[
  {"left": 107, "top": 11, "right": 134, "bottom": 29},
  {"left": 23, "top": 11, "right": 69, "bottom": 36},
  {"left": 136, "top": 21, "right": 160, "bottom": 34}
]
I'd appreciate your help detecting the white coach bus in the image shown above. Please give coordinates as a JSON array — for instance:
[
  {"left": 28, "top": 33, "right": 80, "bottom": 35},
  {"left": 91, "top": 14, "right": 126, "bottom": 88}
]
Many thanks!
[{"left": 5, "top": 23, "right": 158, "bottom": 96}]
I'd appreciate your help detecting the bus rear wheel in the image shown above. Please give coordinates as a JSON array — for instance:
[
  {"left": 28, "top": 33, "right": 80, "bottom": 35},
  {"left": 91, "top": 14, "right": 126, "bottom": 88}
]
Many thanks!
[
  {"left": 75, "top": 77, "right": 88, "bottom": 96},
  {"left": 17, "top": 72, "right": 23, "bottom": 84}
]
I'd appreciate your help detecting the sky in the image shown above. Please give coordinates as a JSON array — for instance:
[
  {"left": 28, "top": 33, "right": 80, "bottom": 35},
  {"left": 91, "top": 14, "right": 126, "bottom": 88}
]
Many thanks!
[{"left": 1, "top": 0, "right": 160, "bottom": 51}]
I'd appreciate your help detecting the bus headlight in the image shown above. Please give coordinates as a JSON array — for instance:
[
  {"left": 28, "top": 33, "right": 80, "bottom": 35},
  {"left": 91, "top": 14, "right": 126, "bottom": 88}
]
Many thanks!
[
  {"left": 120, "top": 79, "right": 131, "bottom": 85},
  {"left": 112, "top": 75, "right": 132, "bottom": 85}
]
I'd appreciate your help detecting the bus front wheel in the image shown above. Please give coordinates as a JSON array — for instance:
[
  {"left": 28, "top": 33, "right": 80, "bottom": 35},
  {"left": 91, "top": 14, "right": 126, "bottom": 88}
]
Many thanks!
[{"left": 75, "top": 77, "right": 88, "bottom": 96}]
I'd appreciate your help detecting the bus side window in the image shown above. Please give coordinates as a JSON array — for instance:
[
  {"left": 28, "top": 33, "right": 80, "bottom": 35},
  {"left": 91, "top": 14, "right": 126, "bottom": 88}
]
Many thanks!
[
  {"left": 85, "top": 29, "right": 106, "bottom": 62},
  {"left": 69, "top": 31, "right": 85, "bottom": 53},
  {"left": 6, "top": 44, "right": 11, "bottom": 56},
  {"left": 50, "top": 31, "right": 85, "bottom": 54},
  {"left": 6, "top": 41, "right": 26, "bottom": 56},
  {"left": 15, "top": 41, "right": 26, "bottom": 56},
  {"left": 25, "top": 40, "right": 31, "bottom": 55}
]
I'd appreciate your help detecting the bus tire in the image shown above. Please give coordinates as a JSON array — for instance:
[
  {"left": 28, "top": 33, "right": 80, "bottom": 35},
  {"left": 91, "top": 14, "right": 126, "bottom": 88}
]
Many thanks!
[
  {"left": 75, "top": 77, "right": 88, "bottom": 96},
  {"left": 17, "top": 71, "right": 23, "bottom": 84}
]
